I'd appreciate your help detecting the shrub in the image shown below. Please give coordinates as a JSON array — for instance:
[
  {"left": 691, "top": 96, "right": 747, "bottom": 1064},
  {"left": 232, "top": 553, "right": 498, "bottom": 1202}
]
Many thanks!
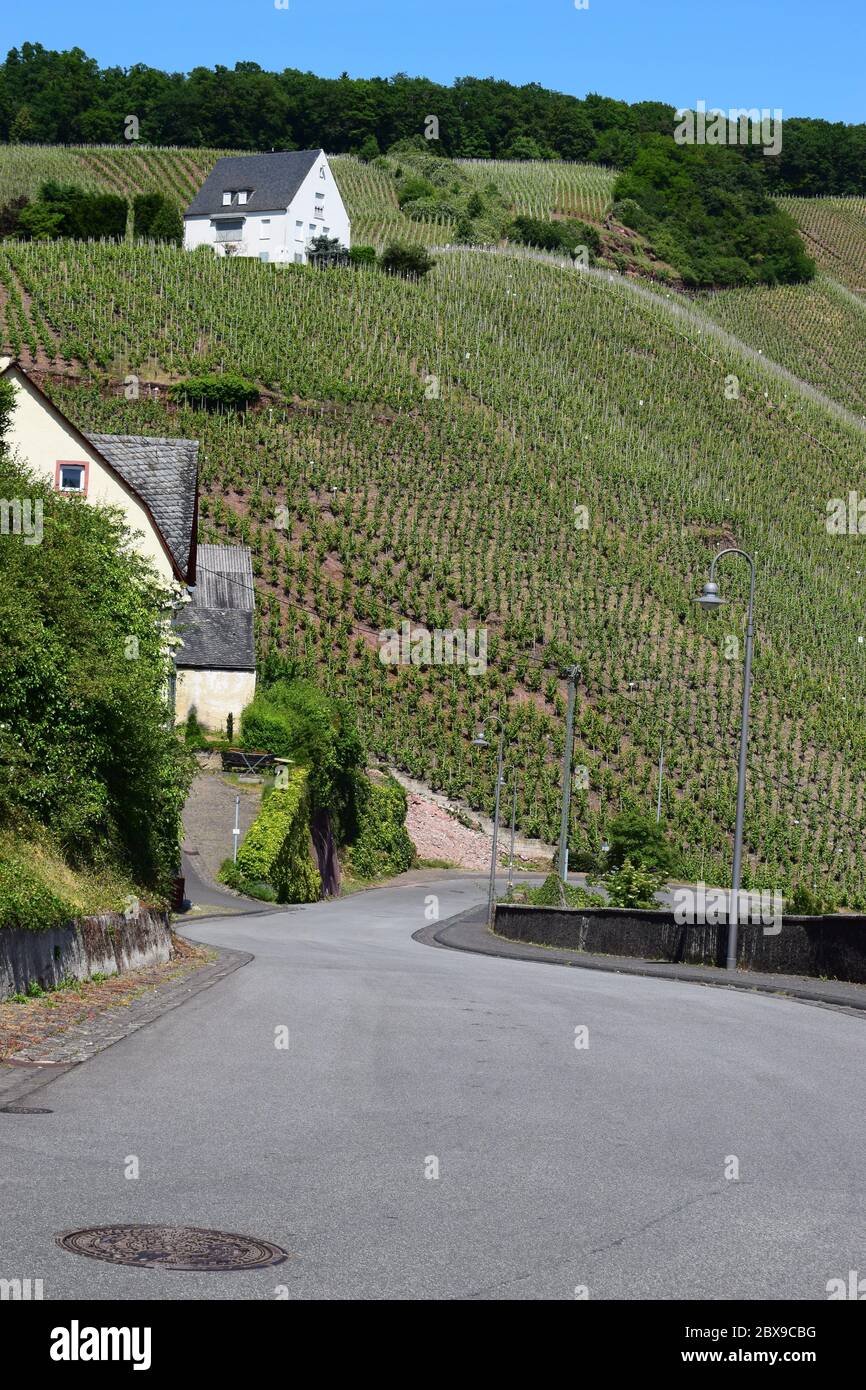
[
  {"left": 35, "top": 182, "right": 127, "bottom": 239},
  {"left": 508, "top": 215, "right": 600, "bottom": 259},
  {"left": 346, "top": 774, "right": 416, "bottom": 880},
  {"left": 184, "top": 707, "right": 206, "bottom": 749},
  {"left": 397, "top": 175, "right": 437, "bottom": 207},
  {"left": 380, "top": 241, "right": 436, "bottom": 279},
  {"left": 348, "top": 244, "right": 377, "bottom": 266},
  {"left": 241, "top": 678, "right": 365, "bottom": 845},
  {"left": 605, "top": 810, "right": 678, "bottom": 876},
  {"left": 133, "top": 193, "right": 182, "bottom": 244},
  {"left": 789, "top": 882, "right": 836, "bottom": 916},
  {"left": 0, "top": 856, "right": 72, "bottom": 931},
  {"left": 514, "top": 872, "right": 604, "bottom": 908},
  {"left": 0, "top": 195, "right": 29, "bottom": 237},
  {"left": 601, "top": 860, "right": 665, "bottom": 909},
  {"left": 169, "top": 373, "right": 260, "bottom": 411},
  {"left": 17, "top": 202, "right": 65, "bottom": 239},
  {"left": 232, "top": 769, "right": 321, "bottom": 903}
]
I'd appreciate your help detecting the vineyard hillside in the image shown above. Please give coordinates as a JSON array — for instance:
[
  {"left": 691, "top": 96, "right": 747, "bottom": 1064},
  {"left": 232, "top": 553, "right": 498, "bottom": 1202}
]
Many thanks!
[{"left": 1, "top": 232, "right": 864, "bottom": 902}]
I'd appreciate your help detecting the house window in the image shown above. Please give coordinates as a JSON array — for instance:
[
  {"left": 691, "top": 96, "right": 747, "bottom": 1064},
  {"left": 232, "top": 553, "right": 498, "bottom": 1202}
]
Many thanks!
[
  {"left": 238, "top": 190, "right": 250, "bottom": 205},
  {"left": 216, "top": 219, "right": 244, "bottom": 242},
  {"left": 294, "top": 252, "right": 303, "bottom": 263},
  {"left": 315, "top": 194, "right": 325, "bottom": 220},
  {"left": 56, "top": 461, "right": 87, "bottom": 493},
  {"left": 309, "top": 223, "right": 316, "bottom": 232},
  {"left": 222, "top": 191, "right": 232, "bottom": 206},
  {"left": 260, "top": 219, "right": 270, "bottom": 239}
]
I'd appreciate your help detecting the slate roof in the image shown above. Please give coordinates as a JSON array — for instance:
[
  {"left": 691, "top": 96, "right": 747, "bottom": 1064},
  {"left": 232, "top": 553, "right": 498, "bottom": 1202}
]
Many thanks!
[
  {"left": 86, "top": 433, "right": 198, "bottom": 580},
  {"left": 184, "top": 150, "right": 322, "bottom": 218},
  {"left": 174, "top": 545, "right": 256, "bottom": 671},
  {"left": 194, "top": 544, "right": 255, "bottom": 609}
]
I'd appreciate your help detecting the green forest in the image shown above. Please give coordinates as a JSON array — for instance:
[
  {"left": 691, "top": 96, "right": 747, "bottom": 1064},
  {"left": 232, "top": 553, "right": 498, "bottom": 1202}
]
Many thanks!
[{"left": 2, "top": 42, "right": 865, "bottom": 196}]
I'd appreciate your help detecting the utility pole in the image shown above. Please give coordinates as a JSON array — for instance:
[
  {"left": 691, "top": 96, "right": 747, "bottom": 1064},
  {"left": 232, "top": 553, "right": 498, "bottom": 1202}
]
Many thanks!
[
  {"left": 558, "top": 665, "right": 580, "bottom": 882},
  {"left": 487, "top": 728, "right": 505, "bottom": 924},
  {"left": 656, "top": 738, "right": 664, "bottom": 823}
]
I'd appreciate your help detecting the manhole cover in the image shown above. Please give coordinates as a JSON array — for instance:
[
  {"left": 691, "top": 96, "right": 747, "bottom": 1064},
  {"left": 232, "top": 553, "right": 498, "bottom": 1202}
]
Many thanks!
[{"left": 56, "top": 1225, "right": 288, "bottom": 1271}]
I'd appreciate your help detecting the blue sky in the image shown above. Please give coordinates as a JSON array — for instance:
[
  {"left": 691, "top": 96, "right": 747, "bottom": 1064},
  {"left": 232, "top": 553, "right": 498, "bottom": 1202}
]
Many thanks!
[{"left": 2, "top": 0, "right": 863, "bottom": 124}]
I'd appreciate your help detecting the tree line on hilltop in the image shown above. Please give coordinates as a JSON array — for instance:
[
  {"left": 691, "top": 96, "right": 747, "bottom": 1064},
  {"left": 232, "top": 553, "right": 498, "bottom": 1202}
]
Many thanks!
[{"left": 1, "top": 43, "right": 865, "bottom": 197}]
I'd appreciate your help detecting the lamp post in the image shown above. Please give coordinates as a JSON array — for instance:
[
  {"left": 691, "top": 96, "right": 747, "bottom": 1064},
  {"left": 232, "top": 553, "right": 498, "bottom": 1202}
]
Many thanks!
[
  {"left": 558, "top": 665, "right": 580, "bottom": 882},
  {"left": 507, "top": 781, "right": 518, "bottom": 892},
  {"left": 473, "top": 723, "right": 506, "bottom": 924},
  {"left": 694, "top": 548, "right": 755, "bottom": 971}
]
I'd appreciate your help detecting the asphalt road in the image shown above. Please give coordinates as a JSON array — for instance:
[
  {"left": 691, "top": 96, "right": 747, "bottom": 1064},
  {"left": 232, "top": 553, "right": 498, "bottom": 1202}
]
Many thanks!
[{"left": 3, "top": 875, "right": 865, "bottom": 1301}]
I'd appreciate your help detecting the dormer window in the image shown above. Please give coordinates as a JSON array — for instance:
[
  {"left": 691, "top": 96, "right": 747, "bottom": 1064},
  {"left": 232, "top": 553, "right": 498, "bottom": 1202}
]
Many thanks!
[
  {"left": 238, "top": 190, "right": 249, "bottom": 205},
  {"left": 222, "top": 189, "right": 253, "bottom": 207},
  {"left": 56, "top": 461, "right": 87, "bottom": 493},
  {"left": 222, "top": 191, "right": 232, "bottom": 206}
]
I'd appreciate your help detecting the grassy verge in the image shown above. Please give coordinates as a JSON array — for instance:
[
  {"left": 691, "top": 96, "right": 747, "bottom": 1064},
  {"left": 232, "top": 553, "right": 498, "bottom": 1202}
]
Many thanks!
[{"left": 0, "top": 830, "right": 151, "bottom": 931}]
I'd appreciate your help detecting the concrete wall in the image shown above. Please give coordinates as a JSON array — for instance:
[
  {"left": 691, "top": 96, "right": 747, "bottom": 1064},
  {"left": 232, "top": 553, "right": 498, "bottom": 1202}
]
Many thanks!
[
  {"left": 1, "top": 363, "right": 175, "bottom": 582},
  {"left": 493, "top": 904, "right": 866, "bottom": 983},
  {"left": 175, "top": 665, "right": 256, "bottom": 732},
  {"left": 0, "top": 908, "right": 173, "bottom": 1001}
]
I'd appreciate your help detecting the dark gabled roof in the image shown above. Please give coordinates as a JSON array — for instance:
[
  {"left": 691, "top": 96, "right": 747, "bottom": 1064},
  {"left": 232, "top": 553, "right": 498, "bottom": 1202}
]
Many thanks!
[
  {"left": 174, "top": 607, "right": 255, "bottom": 671},
  {"left": 173, "top": 545, "right": 256, "bottom": 671},
  {"left": 86, "top": 433, "right": 198, "bottom": 581},
  {"left": 184, "top": 150, "right": 322, "bottom": 218}
]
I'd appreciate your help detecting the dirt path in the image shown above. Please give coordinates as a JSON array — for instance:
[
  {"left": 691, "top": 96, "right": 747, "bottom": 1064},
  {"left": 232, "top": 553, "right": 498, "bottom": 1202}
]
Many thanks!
[{"left": 182, "top": 764, "right": 263, "bottom": 888}]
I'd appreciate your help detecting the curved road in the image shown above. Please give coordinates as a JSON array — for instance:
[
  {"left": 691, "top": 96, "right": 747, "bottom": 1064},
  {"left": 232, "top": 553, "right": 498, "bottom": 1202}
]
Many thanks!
[{"left": 3, "top": 876, "right": 865, "bottom": 1300}]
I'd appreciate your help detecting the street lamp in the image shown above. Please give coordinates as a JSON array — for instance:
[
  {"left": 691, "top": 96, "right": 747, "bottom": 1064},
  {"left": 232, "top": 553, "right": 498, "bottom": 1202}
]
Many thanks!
[
  {"left": 694, "top": 548, "right": 756, "bottom": 971},
  {"left": 558, "top": 665, "right": 581, "bottom": 882},
  {"left": 473, "top": 722, "right": 505, "bottom": 924}
]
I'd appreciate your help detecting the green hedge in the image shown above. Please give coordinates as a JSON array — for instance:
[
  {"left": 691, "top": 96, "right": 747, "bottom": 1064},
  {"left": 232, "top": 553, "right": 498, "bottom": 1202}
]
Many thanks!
[
  {"left": 232, "top": 768, "right": 320, "bottom": 903},
  {"left": 346, "top": 774, "right": 416, "bottom": 880},
  {"left": 169, "top": 373, "right": 260, "bottom": 411}
]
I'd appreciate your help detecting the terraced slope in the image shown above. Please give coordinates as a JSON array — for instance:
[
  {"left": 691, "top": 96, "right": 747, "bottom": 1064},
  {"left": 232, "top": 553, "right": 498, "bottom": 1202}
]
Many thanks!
[
  {"left": 0, "top": 145, "right": 618, "bottom": 250},
  {"left": 2, "top": 236, "right": 864, "bottom": 902},
  {"left": 692, "top": 275, "right": 866, "bottom": 420},
  {"left": 781, "top": 197, "right": 866, "bottom": 297}
]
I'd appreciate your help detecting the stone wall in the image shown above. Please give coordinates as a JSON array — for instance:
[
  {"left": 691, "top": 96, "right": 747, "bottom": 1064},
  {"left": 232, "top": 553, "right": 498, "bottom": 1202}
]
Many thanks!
[
  {"left": 0, "top": 908, "right": 173, "bottom": 1001},
  {"left": 493, "top": 904, "right": 866, "bottom": 982}
]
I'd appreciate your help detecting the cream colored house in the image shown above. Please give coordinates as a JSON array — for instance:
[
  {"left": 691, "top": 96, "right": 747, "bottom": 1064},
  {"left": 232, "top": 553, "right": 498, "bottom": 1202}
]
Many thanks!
[{"left": 0, "top": 358, "right": 256, "bottom": 732}]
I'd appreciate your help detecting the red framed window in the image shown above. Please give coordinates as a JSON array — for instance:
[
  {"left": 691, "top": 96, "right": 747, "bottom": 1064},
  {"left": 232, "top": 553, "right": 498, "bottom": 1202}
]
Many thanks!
[{"left": 55, "top": 460, "right": 89, "bottom": 495}]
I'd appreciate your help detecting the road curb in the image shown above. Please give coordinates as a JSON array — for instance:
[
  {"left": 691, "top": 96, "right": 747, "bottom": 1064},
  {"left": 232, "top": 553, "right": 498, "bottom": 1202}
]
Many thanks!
[
  {"left": 0, "top": 941, "right": 252, "bottom": 1108},
  {"left": 415, "top": 908, "right": 866, "bottom": 1016}
]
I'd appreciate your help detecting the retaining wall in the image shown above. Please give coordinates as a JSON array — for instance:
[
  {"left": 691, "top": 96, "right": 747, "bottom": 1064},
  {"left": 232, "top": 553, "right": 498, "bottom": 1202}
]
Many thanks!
[
  {"left": 493, "top": 904, "right": 866, "bottom": 982},
  {"left": 0, "top": 908, "right": 173, "bottom": 1000}
]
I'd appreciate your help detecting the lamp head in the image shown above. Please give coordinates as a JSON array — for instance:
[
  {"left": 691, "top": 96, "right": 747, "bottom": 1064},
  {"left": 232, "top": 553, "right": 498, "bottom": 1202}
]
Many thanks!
[{"left": 694, "top": 579, "right": 723, "bottom": 614}]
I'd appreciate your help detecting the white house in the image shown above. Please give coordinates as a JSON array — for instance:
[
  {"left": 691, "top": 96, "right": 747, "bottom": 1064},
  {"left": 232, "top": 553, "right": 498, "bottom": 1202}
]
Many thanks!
[
  {"left": 0, "top": 357, "right": 256, "bottom": 733},
  {"left": 183, "top": 149, "right": 350, "bottom": 264}
]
